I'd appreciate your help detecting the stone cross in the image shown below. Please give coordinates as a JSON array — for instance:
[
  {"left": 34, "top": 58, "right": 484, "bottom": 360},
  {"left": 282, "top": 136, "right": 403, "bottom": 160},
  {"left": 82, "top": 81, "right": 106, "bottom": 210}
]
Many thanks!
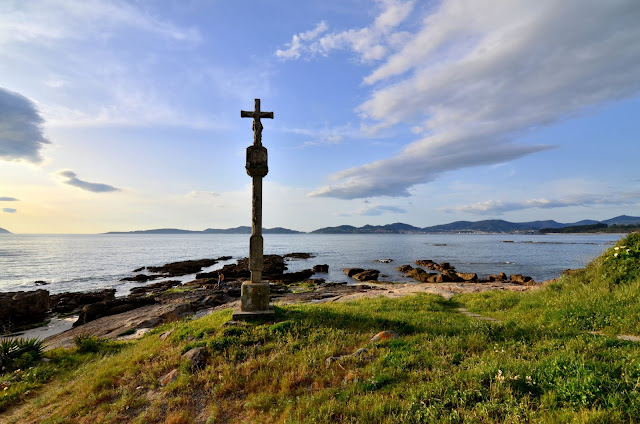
[{"left": 241, "top": 99, "right": 273, "bottom": 285}]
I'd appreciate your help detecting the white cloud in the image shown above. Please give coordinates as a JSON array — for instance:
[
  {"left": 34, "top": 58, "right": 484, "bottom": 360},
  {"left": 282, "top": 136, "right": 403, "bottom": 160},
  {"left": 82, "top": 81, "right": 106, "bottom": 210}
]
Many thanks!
[
  {"left": 356, "top": 204, "right": 407, "bottom": 216},
  {"left": 185, "top": 191, "right": 219, "bottom": 199},
  {"left": 0, "top": 87, "right": 51, "bottom": 163},
  {"left": 444, "top": 191, "right": 640, "bottom": 215},
  {"left": 275, "top": 1, "right": 415, "bottom": 62},
  {"left": 310, "top": 0, "right": 640, "bottom": 199},
  {"left": 58, "top": 170, "right": 121, "bottom": 193}
]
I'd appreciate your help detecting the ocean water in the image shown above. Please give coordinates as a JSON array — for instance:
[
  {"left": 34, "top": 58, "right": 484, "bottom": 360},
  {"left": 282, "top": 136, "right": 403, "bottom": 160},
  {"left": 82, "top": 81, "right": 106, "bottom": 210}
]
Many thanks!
[{"left": 0, "top": 233, "right": 622, "bottom": 296}]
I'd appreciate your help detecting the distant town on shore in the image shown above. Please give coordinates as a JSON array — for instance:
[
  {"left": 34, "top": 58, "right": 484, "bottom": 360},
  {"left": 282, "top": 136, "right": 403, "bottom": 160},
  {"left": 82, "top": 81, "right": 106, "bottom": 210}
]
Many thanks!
[{"left": 2, "top": 215, "right": 639, "bottom": 236}]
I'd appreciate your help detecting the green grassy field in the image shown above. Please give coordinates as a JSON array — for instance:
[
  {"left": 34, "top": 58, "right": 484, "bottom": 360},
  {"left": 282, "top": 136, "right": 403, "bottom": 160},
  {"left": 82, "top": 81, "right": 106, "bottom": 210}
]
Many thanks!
[{"left": 2, "top": 233, "right": 640, "bottom": 423}]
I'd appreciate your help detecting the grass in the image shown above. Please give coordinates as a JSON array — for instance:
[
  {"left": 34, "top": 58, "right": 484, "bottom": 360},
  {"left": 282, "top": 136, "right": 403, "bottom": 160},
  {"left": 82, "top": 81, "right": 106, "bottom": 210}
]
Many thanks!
[{"left": 3, "top": 232, "right": 640, "bottom": 423}]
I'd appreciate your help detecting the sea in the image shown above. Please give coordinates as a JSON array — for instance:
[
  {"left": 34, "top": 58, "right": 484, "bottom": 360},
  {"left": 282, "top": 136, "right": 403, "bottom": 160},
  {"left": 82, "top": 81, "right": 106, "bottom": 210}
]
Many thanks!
[{"left": 0, "top": 233, "right": 623, "bottom": 297}]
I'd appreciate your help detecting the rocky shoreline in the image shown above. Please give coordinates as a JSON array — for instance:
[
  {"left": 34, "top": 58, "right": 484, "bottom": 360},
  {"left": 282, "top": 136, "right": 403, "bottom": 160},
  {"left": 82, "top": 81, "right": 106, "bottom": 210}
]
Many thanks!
[{"left": 1, "top": 254, "right": 541, "bottom": 348}]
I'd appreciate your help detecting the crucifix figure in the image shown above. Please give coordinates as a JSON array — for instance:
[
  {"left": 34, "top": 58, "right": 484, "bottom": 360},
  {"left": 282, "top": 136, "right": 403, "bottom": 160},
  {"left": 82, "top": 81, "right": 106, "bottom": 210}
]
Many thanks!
[{"left": 234, "top": 99, "right": 275, "bottom": 319}]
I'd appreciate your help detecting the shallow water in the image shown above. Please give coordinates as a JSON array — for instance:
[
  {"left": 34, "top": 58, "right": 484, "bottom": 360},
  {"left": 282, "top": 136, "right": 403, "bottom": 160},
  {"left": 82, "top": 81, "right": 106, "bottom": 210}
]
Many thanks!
[{"left": 0, "top": 233, "right": 622, "bottom": 296}]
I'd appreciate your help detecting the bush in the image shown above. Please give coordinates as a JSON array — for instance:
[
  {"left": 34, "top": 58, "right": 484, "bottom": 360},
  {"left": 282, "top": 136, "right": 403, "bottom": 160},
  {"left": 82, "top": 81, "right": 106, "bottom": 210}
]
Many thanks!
[{"left": 0, "top": 338, "right": 45, "bottom": 373}]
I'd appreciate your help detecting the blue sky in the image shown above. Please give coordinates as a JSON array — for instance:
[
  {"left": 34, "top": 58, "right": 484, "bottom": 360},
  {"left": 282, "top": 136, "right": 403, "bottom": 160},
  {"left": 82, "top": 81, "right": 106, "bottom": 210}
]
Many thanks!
[{"left": 1, "top": 0, "right": 640, "bottom": 233}]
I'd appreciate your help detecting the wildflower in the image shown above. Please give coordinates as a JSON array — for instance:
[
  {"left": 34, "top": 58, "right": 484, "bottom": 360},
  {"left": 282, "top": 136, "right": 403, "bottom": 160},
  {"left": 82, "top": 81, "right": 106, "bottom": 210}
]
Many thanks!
[
  {"left": 614, "top": 253, "right": 619, "bottom": 257},
  {"left": 615, "top": 247, "right": 620, "bottom": 251},
  {"left": 495, "top": 370, "right": 505, "bottom": 383}
]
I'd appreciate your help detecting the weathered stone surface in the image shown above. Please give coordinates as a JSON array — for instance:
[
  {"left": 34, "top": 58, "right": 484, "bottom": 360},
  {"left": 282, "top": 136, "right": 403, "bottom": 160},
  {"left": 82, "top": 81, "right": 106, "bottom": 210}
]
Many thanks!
[
  {"left": 182, "top": 346, "right": 209, "bottom": 370},
  {"left": 487, "top": 272, "right": 508, "bottom": 282},
  {"left": 120, "top": 274, "right": 161, "bottom": 283},
  {"left": 50, "top": 289, "right": 116, "bottom": 313},
  {"left": 284, "top": 252, "right": 315, "bottom": 259},
  {"left": 0, "top": 290, "right": 50, "bottom": 330},
  {"left": 510, "top": 274, "right": 535, "bottom": 285},
  {"left": 128, "top": 280, "right": 181, "bottom": 297},
  {"left": 370, "top": 330, "right": 399, "bottom": 342},
  {"left": 353, "top": 270, "right": 380, "bottom": 281},
  {"left": 396, "top": 264, "right": 414, "bottom": 273},
  {"left": 344, "top": 268, "right": 366, "bottom": 277},
  {"left": 74, "top": 297, "right": 157, "bottom": 327},
  {"left": 239, "top": 282, "right": 271, "bottom": 312},
  {"left": 159, "top": 368, "right": 179, "bottom": 386},
  {"left": 456, "top": 272, "right": 478, "bottom": 282},
  {"left": 313, "top": 264, "right": 329, "bottom": 273},
  {"left": 147, "top": 258, "right": 218, "bottom": 277}
]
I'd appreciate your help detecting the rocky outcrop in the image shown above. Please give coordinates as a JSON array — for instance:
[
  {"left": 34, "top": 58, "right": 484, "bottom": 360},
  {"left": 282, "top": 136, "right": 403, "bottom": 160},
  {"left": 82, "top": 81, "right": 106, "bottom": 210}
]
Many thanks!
[
  {"left": 0, "top": 290, "right": 50, "bottom": 331},
  {"left": 509, "top": 274, "right": 535, "bottom": 285},
  {"left": 128, "top": 281, "right": 181, "bottom": 297},
  {"left": 120, "top": 274, "right": 161, "bottom": 283},
  {"left": 352, "top": 269, "right": 380, "bottom": 281},
  {"left": 415, "top": 260, "right": 455, "bottom": 272},
  {"left": 146, "top": 258, "right": 219, "bottom": 277},
  {"left": 50, "top": 289, "right": 116, "bottom": 313},
  {"left": 487, "top": 273, "right": 508, "bottom": 282},
  {"left": 395, "top": 264, "right": 414, "bottom": 273},
  {"left": 344, "top": 268, "right": 366, "bottom": 277},
  {"left": 74, "top": 297, "right": 157, "bottom": 327},
  {"left": 284, "top": 252, "right": 315, "bottom": 260},
  {"left": 313, "top": 264, "right": 329, "bottom": 273}
]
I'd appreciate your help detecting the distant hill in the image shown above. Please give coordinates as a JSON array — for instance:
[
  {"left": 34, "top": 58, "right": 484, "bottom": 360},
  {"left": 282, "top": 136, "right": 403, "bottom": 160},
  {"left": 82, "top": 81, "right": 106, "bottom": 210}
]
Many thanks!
[
  {"left": 0, "top": 227, "right": 11, "bottom": 234},
  {"left": 105, "top": 226, "right": 303, "bottom": 235},
  {"left": 311, "top": 222, "right": 423, "bottom": 234},
  {"left": 311, "top": 216, "right": 640, "bottom": 234}
]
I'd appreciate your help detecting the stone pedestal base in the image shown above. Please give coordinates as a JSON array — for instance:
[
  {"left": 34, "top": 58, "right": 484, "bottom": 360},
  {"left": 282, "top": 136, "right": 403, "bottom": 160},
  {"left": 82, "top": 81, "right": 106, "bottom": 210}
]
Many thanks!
[{"left": 232, "top": 282, "right": 274, "bottom": 321}]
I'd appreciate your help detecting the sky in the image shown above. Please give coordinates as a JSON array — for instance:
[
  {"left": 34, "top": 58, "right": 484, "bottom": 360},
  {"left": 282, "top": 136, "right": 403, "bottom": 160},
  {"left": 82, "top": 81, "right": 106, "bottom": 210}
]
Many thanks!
[{"left": 1, "top": 0, "right": 640, "bottom": 234}]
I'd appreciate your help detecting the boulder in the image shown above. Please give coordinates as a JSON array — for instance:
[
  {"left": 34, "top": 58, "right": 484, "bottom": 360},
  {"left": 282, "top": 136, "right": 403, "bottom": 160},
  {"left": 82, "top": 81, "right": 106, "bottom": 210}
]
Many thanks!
[
  {"left": 344, "top": 268, "right": 366, "bottom": 277},
  {"left": 279, "top": 269, "right": 315, "bottom": 282},
  {"left": 313, "top": 264, "right": 329, "bottom": 273},
  {"left": 510, "top": 274, "right": 535, "bottom": 285},
  {"left": 120, "top": 274, "right": 160, "bottom": 283},
  {"left": 374, "top": 259, "right": 393, "bottom": 263},
  {"left": 0, "top": 290, "right": 50, "bottom": 330},
  {"left": 486, "top": 273, "right": 507, "bottom": 282},
  {"left": 352, "top": 270, "right": 380, "bottom": 281},
  {"left": 182, "top": 347, "right": 209, "bottom": 370},
  {"left": 370, "top": 330, "right": 399, "bottom": 342},
  {"left": 406, "top": 268, "right": 436, "bottom": 283},
  {"left": 395, "top": 264, "right": 414, "bottom": 273},
  {"left": 284, "top": 252, "right": 315, "bottom": 260},
  {"left": 456, "top": 272, "right": 478, "bottom": 282}
]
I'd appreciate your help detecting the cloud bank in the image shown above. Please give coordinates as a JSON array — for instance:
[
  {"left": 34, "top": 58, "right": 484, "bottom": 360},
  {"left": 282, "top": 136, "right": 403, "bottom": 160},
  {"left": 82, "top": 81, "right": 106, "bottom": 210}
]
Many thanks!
[
  {"left": 0, "top": 197, "right": 19, "bottom": 201},
  {"left": 0, "top": 87, "right": 51, "bottom": 163},
  {"left": 2, "top": 208, "right": 17, "bottom": 213},
  {"left": 58, "top": 170, "right": 121, "bottom": 193},
  {"left": 444, "top": 191, "right": 640, "bottom": 215},
  {"left": 283, "top": 0, "right": 640, "bottom": 199}
]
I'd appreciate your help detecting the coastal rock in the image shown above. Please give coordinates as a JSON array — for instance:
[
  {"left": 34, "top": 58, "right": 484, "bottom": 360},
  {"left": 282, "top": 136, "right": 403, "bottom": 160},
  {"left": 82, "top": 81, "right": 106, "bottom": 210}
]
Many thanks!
[
  {"left": 128, "top": 280, "right": 181, "bottom": 297},
  {"left": 414, "top": 260, "right": 455, "bottom": 272},
  {"left": 147, "top": 258, "right": 218, "bottom": 277},
  {"left": 205, "top": 255, "right": 288, "bottom": 280},
  {"left": 456, "top": 272, "right": 478, "bottom": 282},
  {"left": 279, "top": 269, "right": 315, "bottom": 282},
  {"left": 284, "top": 252, "right": 315, "bottom": 260},
  {"left": 487, "top": 273, "right": 507, "bottom": 282},
  {"left": 405, "top": 268, "right": 435, "bottom": 283},
  {"left": 120, "top": 274, "right": 161, "bottom": 283},
  {"left": 352, "top": 270, "right": 380, "bottom": 281},
  {"left": 34, "top": 280, "right": 48, "bottom": 286},
  {"left": 0, "top": 290, "right": 50, "bottom": 330},
  {"left": 313, "top": 264, "right": 329, "bottom": 273},
  {"left": 74, "top": 297, "right": 157, "bottom": 327},
  {"left": 159, "top": 368, "right": 179, "bottom": 386},
  {"left": 344, "top": 268, "right": 366, "bottom": 277},
  {"left": 50, "top": 289, "right": 116, "bottom": 313},
  {"left": 395, "top": 264, "right": 414, "bottom": 273},
  {"left": 374, "top": 259, "right": 393, "bottom": 263},
  {"left": 510, "top": 274, "right": 535, "bottom": 285}
]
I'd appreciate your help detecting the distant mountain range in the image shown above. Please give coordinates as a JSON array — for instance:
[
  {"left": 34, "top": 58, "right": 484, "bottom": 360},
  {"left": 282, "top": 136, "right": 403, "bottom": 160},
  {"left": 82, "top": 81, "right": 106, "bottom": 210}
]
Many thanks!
[
  {"left": 105, "top": 226, "right": 303, "bottom": 235},
  {"left": 103, "top": 215, "right": 640, "bottom": 235},
  {"left": 310, "top": 215, "right": 640, "bottom": 234},
  {"left": 0, "top": 227, "right": 11, "bottom": 234}
]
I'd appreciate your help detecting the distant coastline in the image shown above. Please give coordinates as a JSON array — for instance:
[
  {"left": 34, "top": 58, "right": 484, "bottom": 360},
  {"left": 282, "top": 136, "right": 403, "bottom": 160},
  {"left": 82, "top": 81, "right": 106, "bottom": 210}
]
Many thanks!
[
  {"left": 102, "top": 215, "right": 640, "bottom": 235},
  {"left": 0, "top": 227, "right": 11, "bottom": 234}
]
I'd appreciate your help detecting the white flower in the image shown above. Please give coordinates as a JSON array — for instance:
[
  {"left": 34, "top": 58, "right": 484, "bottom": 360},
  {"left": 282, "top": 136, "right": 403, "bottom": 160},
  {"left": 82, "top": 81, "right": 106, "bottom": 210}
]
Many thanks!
[
  {"left": 615, "top": 247, "right": 620, "bottom": 250},
  {"left": 614, "top": 253, "right": 619, "bottom": 257}
]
